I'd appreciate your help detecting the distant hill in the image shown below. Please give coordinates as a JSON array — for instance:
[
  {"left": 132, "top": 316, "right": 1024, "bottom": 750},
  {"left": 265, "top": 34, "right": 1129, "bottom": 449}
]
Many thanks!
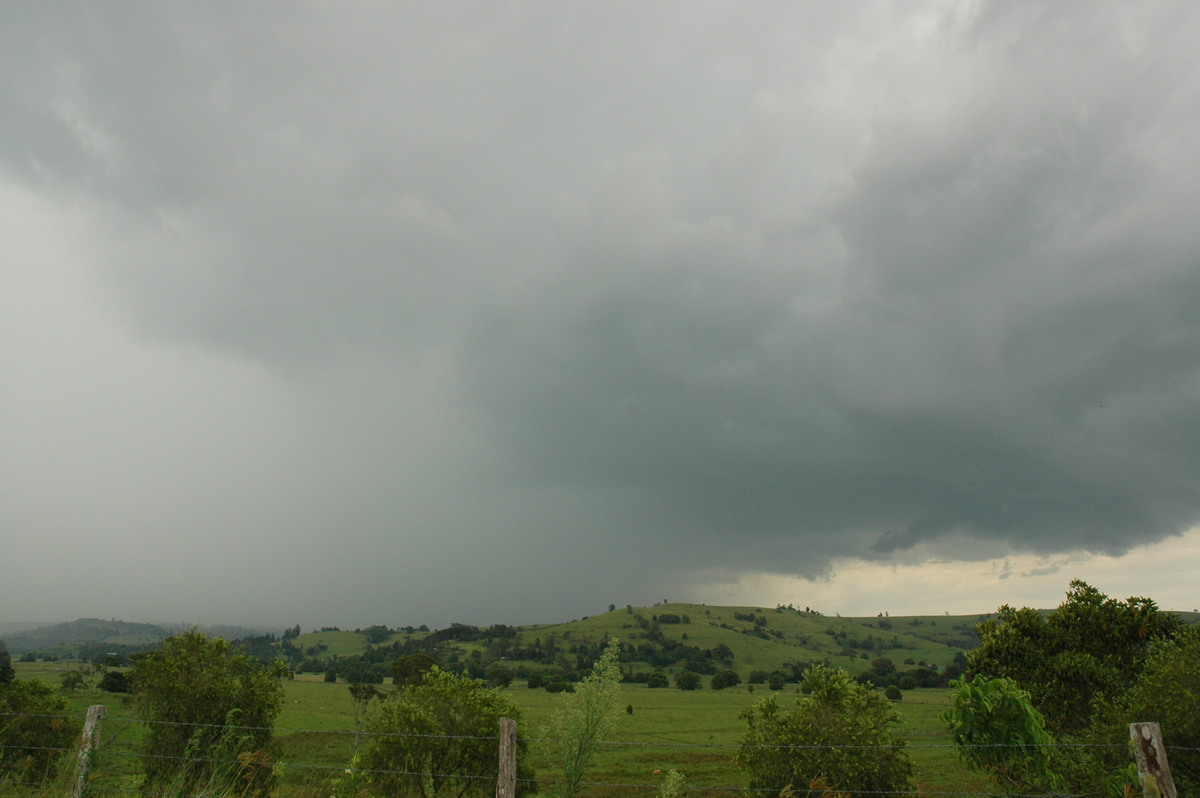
[
  {"left": 1, "top": 618, "right": 166, "bottom": 655},
  {"left": 0, "top": 618, "right": 267, "bottom": 656}
]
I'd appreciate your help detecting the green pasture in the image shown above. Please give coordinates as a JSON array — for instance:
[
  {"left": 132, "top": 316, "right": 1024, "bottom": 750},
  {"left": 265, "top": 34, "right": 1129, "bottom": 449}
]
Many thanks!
[{"left": 12, "top": 661, "right": 989, "bottom": 796}]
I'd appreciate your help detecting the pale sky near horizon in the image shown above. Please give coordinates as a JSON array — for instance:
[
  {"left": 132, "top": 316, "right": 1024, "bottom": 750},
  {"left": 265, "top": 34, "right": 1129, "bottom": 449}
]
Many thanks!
[{"left": 3, "top": 2, "right": 1199, "bottom": 630}]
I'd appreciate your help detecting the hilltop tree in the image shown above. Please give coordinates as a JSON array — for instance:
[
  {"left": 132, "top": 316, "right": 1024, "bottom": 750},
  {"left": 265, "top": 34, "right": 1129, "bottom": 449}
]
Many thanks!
[{"left": 131, "top": 629, "right": 288, "bottom": 792}]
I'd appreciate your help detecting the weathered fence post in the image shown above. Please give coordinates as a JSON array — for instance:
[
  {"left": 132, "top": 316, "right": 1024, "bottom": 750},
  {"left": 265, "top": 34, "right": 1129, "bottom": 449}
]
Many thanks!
[
  {"left": 1130, "top": 722, "right": 1177, "bottom": 798},
  {"left": 73, "top": 704, "right": 106, "bottom": 798},
  {"left": 496, "top": 716, "right": 517, "bottom": 798}
]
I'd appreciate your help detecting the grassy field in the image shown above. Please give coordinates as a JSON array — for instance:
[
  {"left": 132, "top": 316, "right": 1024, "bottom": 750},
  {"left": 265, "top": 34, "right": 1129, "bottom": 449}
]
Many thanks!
[{"left": 12, "top": 661, "right": 990, "bottom": 796}]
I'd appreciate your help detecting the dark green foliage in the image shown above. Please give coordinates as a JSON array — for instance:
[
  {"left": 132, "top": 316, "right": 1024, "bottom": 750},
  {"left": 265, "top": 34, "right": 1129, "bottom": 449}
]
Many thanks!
[
  {"left": 486, "top": 663, "right": 514, "bottom": 688},
  {"left": 1087, "top": 625, "right": 1200, "bottom": 796},
  {"left": 130, "top": 629, "right": 288, "bottom": 792},
  {"left": 360, "top": 667, "right": 533, "bottom": 797},
  {"left": 943, "top": 674, "right": 1056, "bottom": 795},
  {"left": 98, "top": 670, "right": 132, "bottom": 693},
  {"left": 711, "top": 669, "right": 741, "bottom": 690},
  {"left": 0, "top": 641, "right": 14, "bottom": 686},
  {"left": 884, "top": 684, "right": 902, "bottom": 701},
  {"left": 968, "top": 580, "right": 1182, "bottom": 733},
  {"left": 674, "top": 671, "right": 701, "bottom": 691},
  {"left": 0, "top": 677, "right": 80, "bottom": 782},
  {"left": 645, "top": 671, "right": 669, "bottom": 688},
  {"left": 736, "top": 665, "right": 913, "bottom": 796},
  {"left": 391, "top": 653, "right": 438, "bottom": 686},
  {"left": 360, "top": 625, "right": 391, "bottom": 644}
]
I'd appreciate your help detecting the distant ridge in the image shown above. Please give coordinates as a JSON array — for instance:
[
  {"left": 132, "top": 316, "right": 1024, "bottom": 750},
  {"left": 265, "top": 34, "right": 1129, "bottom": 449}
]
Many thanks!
[{"left": 0, "top": 618, "right": 267, "bottom": 655}]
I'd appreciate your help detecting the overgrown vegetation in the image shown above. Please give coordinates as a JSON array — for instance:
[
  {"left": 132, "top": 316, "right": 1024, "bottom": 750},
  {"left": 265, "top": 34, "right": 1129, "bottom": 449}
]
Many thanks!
[
  {"left": 129, "top": 629, "right": 288, "bottom": 794},
  {"left": 358, "top": 666, "right": 533, "bottom": 797}
]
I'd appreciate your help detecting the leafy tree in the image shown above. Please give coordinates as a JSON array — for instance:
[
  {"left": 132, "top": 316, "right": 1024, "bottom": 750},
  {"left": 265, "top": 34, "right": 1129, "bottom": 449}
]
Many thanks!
[
  {"left": 711, "top": 669, "right": 742, "bottom": 690},
  {"left": 0, "top": 641, "right": 13, "bottom": 685},
  {"left": 360, "top": 667, "right": 533, "bottom": 797},
  {"left": 130, "top": 629, "right": 288, "bottom": 792},
  {"left": 361, "top": 624, "right": 391, "bottom": 644},
  {"left": 392, "top": 652, "right": 438, "bottom": 687},
  {"left": 943, "top": 674, "right": 1057, "bottom": 795},
  {"left": 736, "top": 665, "right": 913, "bottom": 796},
  {"left": 1088, "top": 624, "right": 1200, "bottom": 797},
  {"left": 486, "top": 663, "right": 514, "bottom": 688},
  {"left": 645, "top": 671, "right": 669, "bottom": 689},
  {"left": 968, "top": 580, "right": 1182, "bottom": 733},
  {"left": 98, "top": 670, "right": 132, "bottom": 693},
  {"left": 348, "top": 682, "right": 384, "bottom": 748},
  {"left": 0, "top": 677, "right": 80, "bottom": 782},
  {"left": 544, "top": 638, "right": 624, "bottom": 797},
  {"left": 674, "top": 671, "right": 701, "bottom": 691},
  {"left": 60, "top": 669, "right": 90, "bottom": 690}
]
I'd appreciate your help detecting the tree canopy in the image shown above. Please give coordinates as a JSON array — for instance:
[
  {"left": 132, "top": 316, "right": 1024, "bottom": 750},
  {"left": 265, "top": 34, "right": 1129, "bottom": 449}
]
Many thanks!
[
  {"left": 130, "top": 629, "right": 288, "bottom": 791},
  {"left": 967, "top": 579, "right": 1182, "bottom": 733}
]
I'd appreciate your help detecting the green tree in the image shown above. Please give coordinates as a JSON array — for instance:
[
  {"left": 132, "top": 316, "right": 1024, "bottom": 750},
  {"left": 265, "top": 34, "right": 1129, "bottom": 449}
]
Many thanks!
[
  {"left": 711, "top": 669, "right": 741, "bottom": 690},
  {"left": 645, "top": 671, "right": 669, "bottom": 688},
  {"left": 968, "top": 580, "right": 1182, "bottom": 733},
  {"left": 1088, "top": 624, "right": 1200, "bottom": 796},
  {"left": 544, "top": 638, "right": 624, "bottom": 797},
  {"left": 674, "top": 671, "right": 701, "bottom": 691},
  {"left": 736, "top": 665, "right": 913, "bottom": 796},
  {"left": 0, "top": 677, "right": 80, "bottom": 782},
  {"left": 0, "top": 641, "right": 13, "bottom": 685},
  {"left": 392, "top": 652, "right": 438, "bottom": 687},
  {"left": 943, "top": 674, "right": 1057, "bottom": 795},
  {"left": 130, "top": 629, "right": 288, "bottom": 792},
  {"left": 360, "top": 666, "right": 532, "bottom": 797}
]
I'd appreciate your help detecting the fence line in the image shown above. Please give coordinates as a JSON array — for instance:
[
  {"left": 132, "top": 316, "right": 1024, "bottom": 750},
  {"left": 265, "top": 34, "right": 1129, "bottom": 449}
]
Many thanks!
[{"left": 2, "top": 709, "right": 1190, "bottom": 797}]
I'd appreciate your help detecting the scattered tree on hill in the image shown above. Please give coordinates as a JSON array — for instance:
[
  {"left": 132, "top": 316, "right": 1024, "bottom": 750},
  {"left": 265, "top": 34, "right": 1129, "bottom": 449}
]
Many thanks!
[
  {"left": 675, "top": 671, "right": 701, "bottom": 691},
  {"left": 130, "top": 629, "right": 288, "bottom": 793},
  {"left": 543, "top": 638, "right": 624, "bottom": 797},
  {"left": 360, "top": 667, "right": 533, "bottom": 797},
  {"left": 646, "top": 671, "right": 669, "bottom": 688},
  {"left": 392, "top": 653, "right": 438, "bottom": 686},
  {"left": 711, "top": 669, "right": 741, "bottom": 690},
  {"left": 736, "top": 665, "right": 913, "bottom": 796}
]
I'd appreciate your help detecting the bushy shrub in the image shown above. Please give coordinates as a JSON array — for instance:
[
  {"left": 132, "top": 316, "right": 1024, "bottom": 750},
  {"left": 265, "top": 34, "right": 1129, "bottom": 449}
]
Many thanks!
[
  {"left": 736, "top": 665, "right": 913, "bottom": 796},
  {"left": 0, "top": 677, "right": 80, "bottom": 782}
]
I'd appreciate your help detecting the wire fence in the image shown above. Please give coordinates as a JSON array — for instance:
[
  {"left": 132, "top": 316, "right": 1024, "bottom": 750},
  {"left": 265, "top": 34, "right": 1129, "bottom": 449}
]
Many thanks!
[{"left": 2, "top": 710, "right": 1193, "bottom": 797}]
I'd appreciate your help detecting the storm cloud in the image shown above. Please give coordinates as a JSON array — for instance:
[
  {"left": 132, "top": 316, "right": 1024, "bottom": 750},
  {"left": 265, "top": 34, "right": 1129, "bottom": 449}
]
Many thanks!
[{"left": 3, "top": 2, "right": 1199, "bottom": 626}]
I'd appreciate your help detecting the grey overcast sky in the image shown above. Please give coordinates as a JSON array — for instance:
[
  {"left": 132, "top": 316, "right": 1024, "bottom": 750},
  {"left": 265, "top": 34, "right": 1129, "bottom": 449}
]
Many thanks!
[{"left": 3, "top": 2, "right": 1200, "bottom": 630}]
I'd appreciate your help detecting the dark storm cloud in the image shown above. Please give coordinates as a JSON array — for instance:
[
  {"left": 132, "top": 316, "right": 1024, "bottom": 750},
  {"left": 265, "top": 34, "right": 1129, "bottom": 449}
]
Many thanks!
[{"left": 2, "top": 1, "right": 1199, "bottom": 624}]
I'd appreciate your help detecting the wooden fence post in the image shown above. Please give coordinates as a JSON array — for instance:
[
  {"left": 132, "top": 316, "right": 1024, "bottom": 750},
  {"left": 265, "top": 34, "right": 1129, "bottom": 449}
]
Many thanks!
[
  {"left": 496, "top": 716, "right": 517, "bottom": 798},
  {"left": 1130, "top": 722, "right": 1177, "bottom": 798},
  {"left": 73, "top": 704, "right": 106, "bottom": 798}
]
